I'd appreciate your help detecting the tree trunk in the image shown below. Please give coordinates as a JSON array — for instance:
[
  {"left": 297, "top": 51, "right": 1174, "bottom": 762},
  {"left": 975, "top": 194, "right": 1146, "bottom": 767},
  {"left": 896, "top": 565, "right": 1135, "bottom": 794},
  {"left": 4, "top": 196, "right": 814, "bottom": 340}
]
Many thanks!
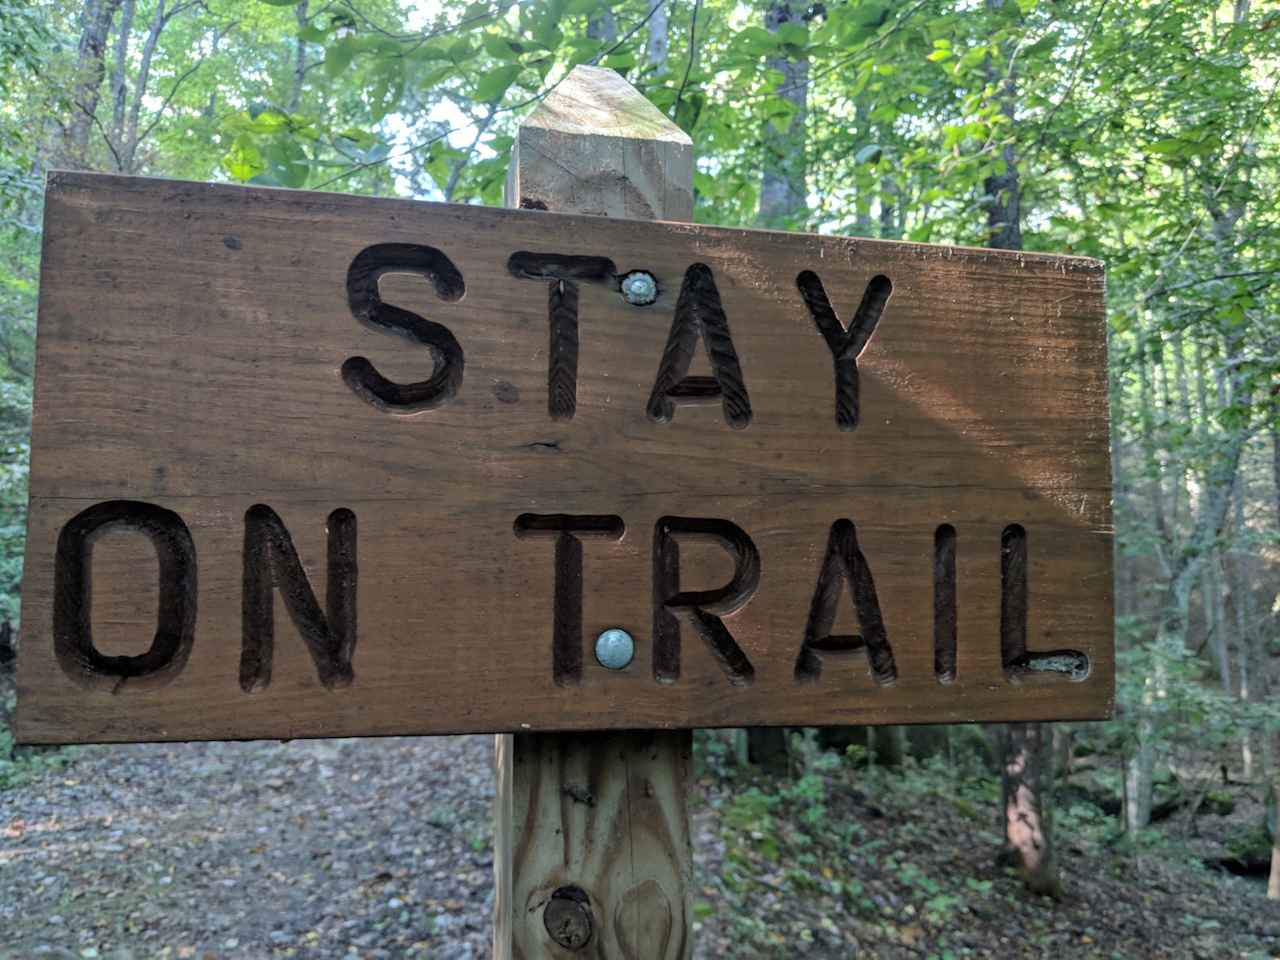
[
  {"left": 120, "top": 0, "right": 168, "bottom": 172},
  {"left": 1270, "top": 785, "right": 1280, "bottom": 899},
  {"left": 757, "top": 0, "right": 808, "bottom": 228},
  {"left": 587, "top": 6, "right": 617, "bottom": 44},
  {"left": 746, "top": 0, "right": 812, "bottom": 772},
  {"left": 1230, "top": 474, "right": 1259, "bottom": 779},
  {"left": 998, "top": 723, "right": 1061, "bottom": 897},
  {"left": 108, "top": 0, "right": 135, "bottom": 158},
  {"left": 1203, "top": 557, "right": 1231, "bottom": 694},
  {"left": 645, "top": 0, "right": 668, "bottom": 71},
  {"left": 981, "top": 0, "right": 1059, "bottom": 894},
  {"left": 289, "top": 1, "right": 309, "bottom": 113},
  {"left": 65, "top": 0, "right": 123, "bottom": 167},
  {"left": 1126, "top": 438, "right": 1246, "bottom": 833},
  {"left": 746, "top": 727, "right": 790, "bottom": 775}
]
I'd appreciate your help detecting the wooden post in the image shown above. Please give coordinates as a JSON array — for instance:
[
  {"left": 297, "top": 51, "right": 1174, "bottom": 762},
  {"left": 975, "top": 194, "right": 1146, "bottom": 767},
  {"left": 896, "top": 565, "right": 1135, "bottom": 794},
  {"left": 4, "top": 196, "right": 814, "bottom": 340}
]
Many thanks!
[{"left": 495, "top": 65, "right": 694, "bottom": 960}]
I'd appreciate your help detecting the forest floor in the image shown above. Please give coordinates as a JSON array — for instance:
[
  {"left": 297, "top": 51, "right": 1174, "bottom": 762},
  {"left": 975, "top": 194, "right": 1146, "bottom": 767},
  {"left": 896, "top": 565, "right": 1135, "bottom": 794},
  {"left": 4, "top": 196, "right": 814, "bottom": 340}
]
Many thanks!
[{"left": 1, "top": 733, "right": 1278, "bottom": 960}]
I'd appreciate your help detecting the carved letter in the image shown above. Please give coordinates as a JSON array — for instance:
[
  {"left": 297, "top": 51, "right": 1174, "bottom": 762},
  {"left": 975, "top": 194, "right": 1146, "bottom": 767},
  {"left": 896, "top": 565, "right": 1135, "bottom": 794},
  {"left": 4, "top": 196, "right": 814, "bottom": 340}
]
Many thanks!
[
  {"left": 508, "top": 253, "right": 618, "bottom": 420},
  {"left": 241, "top": 505, "right": 357, "bottom": 692},
  {"left": 934, "top": 524, "right": 957, "bottom": 683},
  {"left": 652, "top": 516, "right": 759, "bottom": 685},
  {"left": 794, "top": 519, "right": 896, "bottom": 685},
  {"left": 343, "top": 243, "right": 465, "bottom": 412},
  {"left": 513, "top": 513, "right": 626, "bottom": 685},
  {"left": 54, "top": 500, "right": 197, "bottom": 691},
  {"left": 1000, "top": 524, "right": 1089, "bottom": 681},
  {"left": 796, "top": 272, "right": 891, "bottom": 430},
  {"left": 647, "top": 264, "right": 751, "bottom": 429}
]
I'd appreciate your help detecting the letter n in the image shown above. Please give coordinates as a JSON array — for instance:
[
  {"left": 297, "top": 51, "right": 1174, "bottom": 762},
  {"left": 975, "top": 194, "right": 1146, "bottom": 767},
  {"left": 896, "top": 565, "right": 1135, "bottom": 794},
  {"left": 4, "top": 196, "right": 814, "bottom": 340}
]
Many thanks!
[{"left": 241, "top": 505, "right": 357, "bottom": 692}]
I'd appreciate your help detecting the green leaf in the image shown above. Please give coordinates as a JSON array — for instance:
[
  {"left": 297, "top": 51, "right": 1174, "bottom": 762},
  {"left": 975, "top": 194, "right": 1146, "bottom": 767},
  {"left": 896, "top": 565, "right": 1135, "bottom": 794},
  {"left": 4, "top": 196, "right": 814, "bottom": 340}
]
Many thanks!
[
  {"left": 674, "top": 89, "right": 704, "bottom": 134},
  {"left": 1023, "top": 31, "right": 1059, "bottom": 57},
  {"left": 1145, "top": 139, "right": 1188, "bottom": 156},
  {"left": 323, "top": 36, "right": 357, "bottom": 78},
  {"left": 776, "top": 22, "right": 809, "bottom": 48},
  {"left": 257, "top": 0, "right": 301, "bottom": 6},
  {"left": 447, "top": 38, "right": 477, "bottom": 65},
  {"left": 298, "top": 24, "right": 328, "bottom": 43},
  {"left": 265, "top": 138, "right": 309, "bottom": 188},
  {"left": 483, "top": 34, "right": 523, "bottom": 60},
  {"left": 600, "top": 50, "right": 636, "bottom": 71},
  {"left": 474, "top": 63, "right": 520, "bottom": 103},
  {"left": 224, "top": 134, "right": 265, "bottom": 182},
  {"left": 731, "top": 26, "right": 777, "bottom": 56},
  {"left": 854, "top": 144, "right": 881, "bottom": 164},
  {"left": 247, "top": 109, "right": 289, "bottom": 134},
  {"left": 926, "top": 49, "right": 951, "bottom": 62},
  {"left": 365, "top": 61, "right": 404, "bottom": 121}
]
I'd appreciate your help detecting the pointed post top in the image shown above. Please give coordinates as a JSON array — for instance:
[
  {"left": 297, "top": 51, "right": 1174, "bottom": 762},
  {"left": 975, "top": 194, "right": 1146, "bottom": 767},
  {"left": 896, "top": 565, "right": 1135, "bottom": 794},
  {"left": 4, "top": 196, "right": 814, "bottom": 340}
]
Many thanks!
[
  {"left": 523, "top": 64, "right": 692, "bottom": 145},
  {"left": 508, "top": 65, "right": 693, "bottom": 220}
]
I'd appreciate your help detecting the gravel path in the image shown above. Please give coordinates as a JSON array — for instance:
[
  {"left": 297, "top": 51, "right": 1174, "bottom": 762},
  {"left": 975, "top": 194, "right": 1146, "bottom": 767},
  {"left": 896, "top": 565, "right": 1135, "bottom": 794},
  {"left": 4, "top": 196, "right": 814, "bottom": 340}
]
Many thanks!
[{"left": 1, "top": 737, "right": 495, "bottom": 959}]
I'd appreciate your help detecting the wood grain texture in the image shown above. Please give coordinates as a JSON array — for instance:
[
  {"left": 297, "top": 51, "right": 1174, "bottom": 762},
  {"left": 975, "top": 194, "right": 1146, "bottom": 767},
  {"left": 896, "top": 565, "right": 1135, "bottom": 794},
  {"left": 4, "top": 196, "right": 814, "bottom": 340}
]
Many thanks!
[
  {"left": 496, "top": 730, "right": 693, "bottom": 960},
  {"left": 16, "top": 167, "right": 1113, "bottom": 744},
  {"left": 506, "top": 65, "right": 693, "bottom": 220},
  {"left": 495, "top": 66, "right": 694, "bottom": 960}
]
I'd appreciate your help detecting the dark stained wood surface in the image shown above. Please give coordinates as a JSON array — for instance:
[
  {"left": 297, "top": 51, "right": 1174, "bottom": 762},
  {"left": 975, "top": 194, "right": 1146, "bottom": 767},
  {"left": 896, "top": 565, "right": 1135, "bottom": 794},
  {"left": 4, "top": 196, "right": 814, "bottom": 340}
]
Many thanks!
[{"left": 17, "top": 171, "right": 1113, "bottom": 743}]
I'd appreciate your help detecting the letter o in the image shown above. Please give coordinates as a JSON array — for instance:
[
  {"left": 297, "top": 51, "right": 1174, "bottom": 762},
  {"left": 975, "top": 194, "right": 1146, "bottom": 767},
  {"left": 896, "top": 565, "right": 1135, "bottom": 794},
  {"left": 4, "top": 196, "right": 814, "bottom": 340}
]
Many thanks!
[{"left": 53, "top": 500, "right": 197, "bottom": 691}]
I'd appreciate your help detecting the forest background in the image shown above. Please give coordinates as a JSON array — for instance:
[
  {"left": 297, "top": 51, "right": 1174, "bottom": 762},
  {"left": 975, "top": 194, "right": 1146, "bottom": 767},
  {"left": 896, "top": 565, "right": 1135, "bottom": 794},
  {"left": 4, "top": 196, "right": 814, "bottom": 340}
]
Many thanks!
[{"left": 1, "top": 0, "right": 1279, "bottom": 954}]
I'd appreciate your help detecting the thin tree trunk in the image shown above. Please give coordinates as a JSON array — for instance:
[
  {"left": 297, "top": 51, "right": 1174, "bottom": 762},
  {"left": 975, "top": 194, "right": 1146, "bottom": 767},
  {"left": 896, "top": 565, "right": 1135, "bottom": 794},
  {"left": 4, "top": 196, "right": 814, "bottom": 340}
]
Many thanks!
[
  {"left": 1270, "top": 420, "right": 1280, "bottom": 898},
  {"left": 879, "top": 175, "right": 898, "bottom": 240},
  {"left": 1202, "top": 557, "right": 1231, "bottom": 694},
  {"left": 645, "top": 0, "right": 668, "bottom": 71},
  {"left": 1272, "top": 422, "right": 1279, "bottom": 526},
  {"left": 1127, "top": 430, "right": 1248, "bottom": 833},
  {"left": 65, "top": 0, "right": 123, "bottom": 166},
  {"left": 981, "top": 0, "right": 1059, "bottom": 895},
  {"left": 587, "top": 7, "right": 617, "bottom": 43},
  {"left": 757, "top": 0, "right": 808, "bottom": 228},
  {"left": 1230, "top": 474, "right": 1258, "bottom": 780},
  {"left": 109, "top": 0, "right": 135, "bottom": 158},
  {"left": 120, "top": 0, "right": 167, "bottom": 172},
  {"left": 747, "top": 0, "right": 811, "bottom": 772},
  {"left": 289, "top": 1, "right": 309, "bottom": 113}
]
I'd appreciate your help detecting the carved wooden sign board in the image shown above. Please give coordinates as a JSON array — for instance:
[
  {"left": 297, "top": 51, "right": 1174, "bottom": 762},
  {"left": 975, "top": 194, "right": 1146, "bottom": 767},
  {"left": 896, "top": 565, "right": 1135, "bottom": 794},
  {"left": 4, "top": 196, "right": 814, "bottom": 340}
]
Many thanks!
[{"left": 16, "top": 172, "right": 1113, "bottom": 744}]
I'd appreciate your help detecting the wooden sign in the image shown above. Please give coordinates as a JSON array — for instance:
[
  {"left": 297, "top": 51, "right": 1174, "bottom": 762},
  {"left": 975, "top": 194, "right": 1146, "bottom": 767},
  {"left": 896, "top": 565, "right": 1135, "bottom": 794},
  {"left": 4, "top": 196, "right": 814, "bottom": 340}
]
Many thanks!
[{"left": 16, "top": 172, "right": 1112, "bottom": 744}]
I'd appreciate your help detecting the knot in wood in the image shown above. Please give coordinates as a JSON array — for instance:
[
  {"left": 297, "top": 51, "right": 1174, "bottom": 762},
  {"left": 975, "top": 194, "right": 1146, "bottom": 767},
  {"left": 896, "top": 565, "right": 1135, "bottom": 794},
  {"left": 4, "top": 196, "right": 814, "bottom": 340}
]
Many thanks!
[{"left": 544, "top": 885, "right": 593, "bottom": 950}]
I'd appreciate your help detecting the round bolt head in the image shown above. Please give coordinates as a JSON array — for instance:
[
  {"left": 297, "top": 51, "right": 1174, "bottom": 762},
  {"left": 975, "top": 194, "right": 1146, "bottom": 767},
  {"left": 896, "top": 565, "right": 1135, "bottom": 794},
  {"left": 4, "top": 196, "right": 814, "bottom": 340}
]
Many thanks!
[
  {"left": 619, "top": 270, "right": 658, "bottom": 306},
  {"left": 595, "top": 628, "right": 635, "bottom": 670},
  {"left": 544, "top": 886, "right": 593, "bottom": 950}
]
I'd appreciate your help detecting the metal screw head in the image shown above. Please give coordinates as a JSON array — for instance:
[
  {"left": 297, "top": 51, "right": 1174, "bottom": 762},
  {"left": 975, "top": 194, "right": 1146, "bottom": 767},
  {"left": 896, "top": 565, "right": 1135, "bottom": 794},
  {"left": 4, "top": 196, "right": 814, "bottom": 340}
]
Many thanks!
[
  {"left": 619, "top": 270, "right": 658, "bottom": 306},
  {"left": 595, "top": 628, "right": 635, "bottom": 670}
]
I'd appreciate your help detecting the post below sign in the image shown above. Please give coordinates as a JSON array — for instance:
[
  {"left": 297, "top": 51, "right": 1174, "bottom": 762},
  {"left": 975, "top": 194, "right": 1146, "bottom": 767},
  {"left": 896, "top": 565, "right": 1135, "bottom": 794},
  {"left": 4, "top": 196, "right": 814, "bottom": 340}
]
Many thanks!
[{"left": 16, "top": 172, "right": 1113, "bottom": 744}]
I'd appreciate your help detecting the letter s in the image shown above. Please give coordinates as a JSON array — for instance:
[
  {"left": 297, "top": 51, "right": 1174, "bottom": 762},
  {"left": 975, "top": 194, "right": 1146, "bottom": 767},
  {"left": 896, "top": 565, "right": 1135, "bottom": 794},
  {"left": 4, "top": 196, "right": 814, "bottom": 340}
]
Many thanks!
[{"left": 342, "top": 243, "right": 465, "bottom": 412}]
